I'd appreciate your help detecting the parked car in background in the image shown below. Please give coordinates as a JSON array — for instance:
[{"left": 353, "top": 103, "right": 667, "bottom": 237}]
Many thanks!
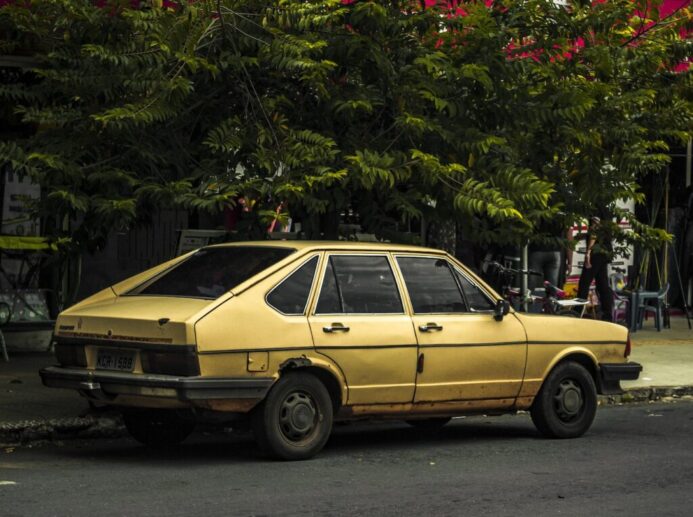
[{"left": 40, "top": 241, "right": 641, "bottom": 460}]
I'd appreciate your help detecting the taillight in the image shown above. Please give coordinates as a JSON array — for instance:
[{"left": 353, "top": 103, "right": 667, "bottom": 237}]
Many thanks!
[
  {"left": 55, "top": 343, "right": 87, "bottom": 367},
  {"left": 141, "top": 349, "right": 200, "bottom": 376},
  {"left": 624, "top": 334, "right": 632, "bottom": 358}
]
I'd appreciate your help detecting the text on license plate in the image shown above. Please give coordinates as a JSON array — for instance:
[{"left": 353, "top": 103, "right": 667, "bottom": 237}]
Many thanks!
[{"left": 96, "top": 350, "right": 135, "bottom": 371}]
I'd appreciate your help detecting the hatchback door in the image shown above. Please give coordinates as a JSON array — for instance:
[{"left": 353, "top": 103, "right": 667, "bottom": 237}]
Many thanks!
[
  {"left": 308, "top": 253, "right": 418, "bottom": 405},
  {"left": 395, "top": 255, "right": 527, "bottom": 405}
]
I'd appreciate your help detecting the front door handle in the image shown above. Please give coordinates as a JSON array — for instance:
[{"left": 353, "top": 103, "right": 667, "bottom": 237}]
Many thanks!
[
  {"left": 419, "top": 323, "right": 443, "bottom": 332},
  {"left": 323, "top": 323, "right": 350, "bottom": 333}
]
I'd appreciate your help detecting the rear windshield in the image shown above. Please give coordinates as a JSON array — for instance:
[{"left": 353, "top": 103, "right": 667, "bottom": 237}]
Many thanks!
[{"left": 128, "top": 246, "right": 296, "bottom": 299}]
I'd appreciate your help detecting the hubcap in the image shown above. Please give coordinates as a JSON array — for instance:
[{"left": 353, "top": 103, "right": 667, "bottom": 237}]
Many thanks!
[
  {"left": 279, "top": 391, "right": 318, "bottom": 442},
  {"left": 553, "top": 379, "right": 584, "bottom": 422}
]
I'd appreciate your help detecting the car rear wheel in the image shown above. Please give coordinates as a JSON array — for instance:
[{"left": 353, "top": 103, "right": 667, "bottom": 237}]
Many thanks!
[
  {"left": 405, "top": 417, "right": 451, "bottom": 431},
  {"left": 123, "top": 409, "right": 196, "bottom": 447},
  {"left": 530, "top": 361, "right": 597, "bottom": 438},
  {"left": 251, "top": 372, "right": 333, "bottom": 461}
]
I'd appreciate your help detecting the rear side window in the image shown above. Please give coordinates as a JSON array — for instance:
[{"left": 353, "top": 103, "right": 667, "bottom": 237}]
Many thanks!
[
  {"left": 397, "top": 256, "right": 467, "bottom": 313},
  {"left": 129, "top": 247, "right": 295, "bottom": 299},
  {"left": 266, "top": 256, "right": 319, "bottom": 315},
  {"left": 315, "top": 255, "right": 403, "bottom": 314}
]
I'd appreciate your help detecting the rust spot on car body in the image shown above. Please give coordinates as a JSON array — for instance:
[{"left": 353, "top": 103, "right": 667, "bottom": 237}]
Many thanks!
[
  {"left": 279, "top": 357, "right": 312, "bottom": 370},
  {"left": 337, "top": 398, "right": 517, "bottom": 419}
]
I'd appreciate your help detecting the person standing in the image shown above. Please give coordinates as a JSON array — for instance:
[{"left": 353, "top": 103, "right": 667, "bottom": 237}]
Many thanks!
[
  {"left": 528, "top": 218, "right": 566, "bottom": 291},
  {"left": 577, "top": 215, "right": 614, "bottom": 321}
]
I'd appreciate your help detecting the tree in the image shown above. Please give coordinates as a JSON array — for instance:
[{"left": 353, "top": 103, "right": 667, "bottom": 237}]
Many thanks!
[{"left": 0, "top": 0, "right": 690, "bottom": 257}]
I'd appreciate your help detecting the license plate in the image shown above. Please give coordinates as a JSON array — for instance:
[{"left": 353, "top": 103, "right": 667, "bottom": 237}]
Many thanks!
[{"left": 96, "top": 349, "right": 135, "bottom": 372}]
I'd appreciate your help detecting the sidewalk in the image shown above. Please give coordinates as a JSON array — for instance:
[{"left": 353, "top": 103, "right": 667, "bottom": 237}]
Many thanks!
[
  {"left": 1, "top": 317, "right": 692, "bottom": 446},
  {"left": 609, "top": 315, "right": 693, "bottom": 404},
  {"left": 626, "top": 314, "right": 693, "bottom": 389}
]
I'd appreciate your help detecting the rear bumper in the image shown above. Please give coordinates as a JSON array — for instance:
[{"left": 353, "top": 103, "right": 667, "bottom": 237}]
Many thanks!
[
  {"left": 598, "top": 362, "right": 643, "bottom": 395},
  {"left": 39, "top": 365, "right": 274, "bottom": 403}
]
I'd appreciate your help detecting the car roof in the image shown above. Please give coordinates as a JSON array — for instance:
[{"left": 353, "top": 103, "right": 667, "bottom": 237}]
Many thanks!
[{"left": 206, "top": 240, "right": 446, "bottom": 254}]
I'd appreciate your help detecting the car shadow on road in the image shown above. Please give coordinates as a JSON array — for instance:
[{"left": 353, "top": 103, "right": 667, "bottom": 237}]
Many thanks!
[
  {"left": 41, "top": 414, "right": 540, "bottom": 465},
  {"left": 324, "top": 415, "right": 538, "bottom": 454}
]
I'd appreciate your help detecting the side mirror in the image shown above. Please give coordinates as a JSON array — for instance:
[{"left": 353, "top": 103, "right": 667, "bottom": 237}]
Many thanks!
[{"left": 493, "top": 299, "right": 509, "bottom": 321}]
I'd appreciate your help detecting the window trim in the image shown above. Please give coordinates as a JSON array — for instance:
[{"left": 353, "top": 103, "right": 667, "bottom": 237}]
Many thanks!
[
  {"left": 394, "top": 253, "right": 497, "bottom": 315},
  {"left": 265, "top": 254, "right": 320, "bottom": 316},
  {"left": 452, "top": 267, "right": 496, "bottom": 313},
  {"left": 312, "top": 253, "right": 406, "bottom": 316}
]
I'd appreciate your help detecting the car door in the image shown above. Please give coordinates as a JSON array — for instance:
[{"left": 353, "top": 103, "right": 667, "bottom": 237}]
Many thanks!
[
  {"left": 308, "top": 253, "right": 418, "bottom": 405},
  {"left": 394, "top": 254, "right": 527, "bottom": 405}
]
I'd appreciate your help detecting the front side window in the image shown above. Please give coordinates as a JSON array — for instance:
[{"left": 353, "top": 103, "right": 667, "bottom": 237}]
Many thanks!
[
  {"left": 266, "top": 256, "right": 319, "bottom": 315},
  {"left": 315, "top": 255, "right": 403, "bottom": 314},
  {"left": 455, "top": 270, "right": 496, "bottom": 311},
  {"left": 129, "top": 246, "right": 295, "bottom": 299},
  {"left": 397, "top": 256, "right": 467, "bottom": 313}
]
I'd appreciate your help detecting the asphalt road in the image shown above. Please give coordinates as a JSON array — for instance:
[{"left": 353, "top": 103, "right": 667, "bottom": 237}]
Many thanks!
[{"left": 2, "top": 401, "right": 693, "bottom": 517}]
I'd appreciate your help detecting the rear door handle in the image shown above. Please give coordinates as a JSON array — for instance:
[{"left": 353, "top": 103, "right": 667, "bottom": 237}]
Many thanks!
[
  {"left": 323, "top": 323, "right": 350, "bottom": 333},
  {"left": 419, "top": 323, "right": 443, "bottom": 332}
]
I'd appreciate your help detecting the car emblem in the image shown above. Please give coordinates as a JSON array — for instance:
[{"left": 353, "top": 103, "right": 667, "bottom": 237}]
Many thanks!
[
  {"left": 77, "top": 318, "right": 82, "bottom": 330},
  {"left": 107, "top": 329, "right": 113, "bottom": 337}
]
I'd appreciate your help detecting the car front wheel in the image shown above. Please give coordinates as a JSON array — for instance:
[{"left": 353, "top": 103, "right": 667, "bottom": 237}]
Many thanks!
[
  {"left": 251, "top": 372, "right": 333, "bottom": 461},
  {"left": 122, "top": 409, "right": 196, "bottom": 447},
  {"left": 530, "top": 361, "right": 597, "bottom": 438}
]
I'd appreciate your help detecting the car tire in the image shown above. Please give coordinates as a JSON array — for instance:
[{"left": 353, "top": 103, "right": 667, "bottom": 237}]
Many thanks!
[
  {"left": 251, "top": 372, "right": 333, "bottom": 461},
  {"left": 405, "top": 417, "right": 451, "bottom": 431},
  {"left": 530, "top": 361, "right": 597, "bottom": 439},
  {"left": 123, "top": 409, "right": 196, "bottom": 447}
]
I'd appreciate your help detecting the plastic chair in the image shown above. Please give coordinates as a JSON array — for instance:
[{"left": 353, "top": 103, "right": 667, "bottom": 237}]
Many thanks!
[
  {"left": 612, "top": 291, "right": 630, "bottom": 324},
  {"left": 609, "top": 270, "right": 627, "bottom": 292},
  {"left": 609, "top": 272, "right": 629, "bottom": 324},
  {"left": 582, "top": 285, "right": 599, "bottom": 319},
  {"left": 637, "top": 283, "right": 669, "bottom": 331}
]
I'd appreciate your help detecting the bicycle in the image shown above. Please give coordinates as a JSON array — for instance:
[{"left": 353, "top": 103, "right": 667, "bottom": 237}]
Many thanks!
[
  {"left": 488, "top": 261, "right": 538, "bottom": 311},
  {"left": 489, "top": 262, "right": 588, "bottom": 316}
]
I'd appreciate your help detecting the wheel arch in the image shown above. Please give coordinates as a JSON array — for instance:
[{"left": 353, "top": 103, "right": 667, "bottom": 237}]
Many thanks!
[
  {"left": 541, "top": 349, "right": 600, "bottom": 393},
  {"left": 278, "top": 357, "right": 346, "bottom": 414}
]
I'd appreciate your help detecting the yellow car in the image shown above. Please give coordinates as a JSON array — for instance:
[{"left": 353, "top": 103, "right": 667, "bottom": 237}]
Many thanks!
[{"left": 40, "top": 241, "right": 641, "bottom": 459}]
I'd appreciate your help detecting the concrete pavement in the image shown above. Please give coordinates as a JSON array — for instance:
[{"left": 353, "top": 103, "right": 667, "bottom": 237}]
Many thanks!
[
  {"left": 625, "top": 314, "right": 693, "bottom": 389},
  {"left": 1, "top": 317, "right": 692, "bottom": 446}
]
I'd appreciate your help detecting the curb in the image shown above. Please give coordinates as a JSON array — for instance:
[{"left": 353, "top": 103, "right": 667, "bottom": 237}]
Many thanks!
[
  {"left": 2, "top": 386, "right": 693, "bottom": 447},
  {"left": 0, "top": 414, "right": 124, "bottom": 447},
  {"left": 599, "top": 385, "right": 693, "bottom": 405}
]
